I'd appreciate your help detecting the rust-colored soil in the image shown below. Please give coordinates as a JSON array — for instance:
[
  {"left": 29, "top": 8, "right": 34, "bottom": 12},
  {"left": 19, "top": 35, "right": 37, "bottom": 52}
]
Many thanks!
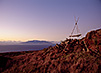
[{"left": 0, "top": 29, "right": 101, "bottom": 73}]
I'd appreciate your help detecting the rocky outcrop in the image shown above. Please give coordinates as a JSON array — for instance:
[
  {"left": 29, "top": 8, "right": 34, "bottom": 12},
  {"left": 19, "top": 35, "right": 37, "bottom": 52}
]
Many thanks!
[
  {"left": 84, "top": 29, "right": 101, "bottom": 53},
  {"left": 0, "top": 29, "right": 101, "bottom": 73}
]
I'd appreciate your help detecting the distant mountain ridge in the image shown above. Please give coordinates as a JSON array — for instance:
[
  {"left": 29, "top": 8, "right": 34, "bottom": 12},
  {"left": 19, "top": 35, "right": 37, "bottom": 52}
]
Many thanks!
[
  {"left": 0, "top": 40, "right": 56, "bottom": 45},
  {"left": 23, "top": 40, "right": 52, "bottom": 43},
  {"left": 21, "top": 40, "right": 54, "bottom": 45}
]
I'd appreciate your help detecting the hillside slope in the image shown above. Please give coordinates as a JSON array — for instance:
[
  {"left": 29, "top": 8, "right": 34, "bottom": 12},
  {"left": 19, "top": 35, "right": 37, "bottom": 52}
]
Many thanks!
[{"left": 0, "top": 29, "right": 101, "bottom": 73}]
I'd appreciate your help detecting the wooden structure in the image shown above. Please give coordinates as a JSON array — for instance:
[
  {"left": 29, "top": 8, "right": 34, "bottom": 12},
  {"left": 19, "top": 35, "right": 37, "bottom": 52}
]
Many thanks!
[{"left": 69, "top": 17, "right": 81, "bottom": 37}]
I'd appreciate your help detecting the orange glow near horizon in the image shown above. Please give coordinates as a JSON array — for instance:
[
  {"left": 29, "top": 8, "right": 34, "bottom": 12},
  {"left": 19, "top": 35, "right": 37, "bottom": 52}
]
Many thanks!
[{"left": 0, "top": 0, "right": 101, "bottom": 42}]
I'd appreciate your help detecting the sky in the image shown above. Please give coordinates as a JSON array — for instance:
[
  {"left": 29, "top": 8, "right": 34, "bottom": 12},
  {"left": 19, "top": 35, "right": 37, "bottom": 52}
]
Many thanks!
[{"left": 0, "top": 0, "right": 101, "bottom": 41}]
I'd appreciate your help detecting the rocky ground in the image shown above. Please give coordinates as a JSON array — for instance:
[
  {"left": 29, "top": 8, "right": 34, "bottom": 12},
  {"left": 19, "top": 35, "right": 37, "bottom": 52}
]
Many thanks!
[{"left": 0, "top": 29, "right": 101, "bottom": 73}]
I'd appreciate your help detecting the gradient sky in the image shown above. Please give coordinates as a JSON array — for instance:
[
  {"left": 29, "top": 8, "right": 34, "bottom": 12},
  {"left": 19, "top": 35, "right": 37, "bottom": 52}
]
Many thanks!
[{"left": 0, "top": 0, "right": 101, "bottom": 41}]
